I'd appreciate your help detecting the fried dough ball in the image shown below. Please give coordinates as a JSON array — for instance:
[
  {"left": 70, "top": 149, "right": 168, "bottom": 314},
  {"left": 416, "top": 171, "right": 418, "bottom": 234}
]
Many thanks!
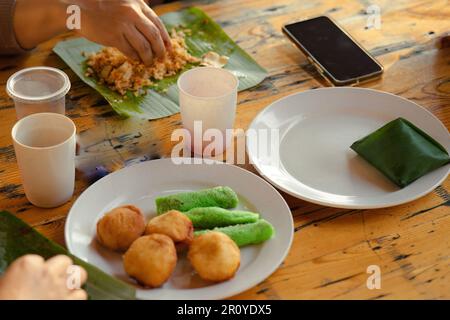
[
  {"left": 123, "top": 234, "right": 177, "bottom": 288},
  {"left": 145, "top": 210, "right": 194, "bottom": 244},
  {"left": 96, "top": 205, "right": 145, "bottom": 252},
  {"left": 188, "top": 231, "right": 240, "bottom": 282}
]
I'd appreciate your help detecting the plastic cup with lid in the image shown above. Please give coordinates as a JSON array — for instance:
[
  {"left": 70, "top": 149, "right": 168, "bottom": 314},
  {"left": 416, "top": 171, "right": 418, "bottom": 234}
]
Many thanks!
[{"left": 6, "top": 66, "right": 71, "bottom": 119}]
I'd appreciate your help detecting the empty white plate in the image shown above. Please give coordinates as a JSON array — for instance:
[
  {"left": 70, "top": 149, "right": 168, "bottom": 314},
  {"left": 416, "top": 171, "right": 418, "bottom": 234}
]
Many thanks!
[
  {"left": 65, "top": 159, "right": 293, "bottom": 300},
  {"left": 246, "top": 87, "right": 449, "bottom": 209}
]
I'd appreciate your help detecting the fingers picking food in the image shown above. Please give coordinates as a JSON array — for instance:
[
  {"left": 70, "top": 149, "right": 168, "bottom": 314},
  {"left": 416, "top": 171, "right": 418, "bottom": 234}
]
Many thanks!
[{"left": 85, "top": 29, "right": 199, "bottom": 96}]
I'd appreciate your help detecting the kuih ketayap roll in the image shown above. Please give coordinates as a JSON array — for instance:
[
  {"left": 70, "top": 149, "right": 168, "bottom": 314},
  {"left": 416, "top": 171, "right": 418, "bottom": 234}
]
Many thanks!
[
  {"left": 184, "top": 207, "right": 259, "bottom": 229},
  {"left": 194, "top": 219, "right": 275, "bottom": 247},
  {"left": 155, "top": 186, "right": 239, "bottom": 214}
]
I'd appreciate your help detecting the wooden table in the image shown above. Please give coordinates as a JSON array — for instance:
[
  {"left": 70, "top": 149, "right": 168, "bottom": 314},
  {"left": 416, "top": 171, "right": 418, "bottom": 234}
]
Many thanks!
[{"left": 0, "top": 0, "right": 449, "bottom": 299}]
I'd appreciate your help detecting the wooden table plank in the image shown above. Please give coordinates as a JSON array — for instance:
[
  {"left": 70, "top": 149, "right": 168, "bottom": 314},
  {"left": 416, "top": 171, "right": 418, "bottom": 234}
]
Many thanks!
[{"left": 0, "top": 0, "right": 449, "bottom": 299}]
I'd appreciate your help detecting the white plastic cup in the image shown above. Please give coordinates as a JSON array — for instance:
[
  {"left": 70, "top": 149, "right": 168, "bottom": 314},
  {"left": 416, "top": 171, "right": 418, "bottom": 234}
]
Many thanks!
[
  {"left": 11, "top": 113, "right": 76, "bottom": 208},
  {"left": 6, "top": 67, "right": 71, "bottom": 119},
  {"left": 178, "top": 67, "right": 239, "bottom": 155}
]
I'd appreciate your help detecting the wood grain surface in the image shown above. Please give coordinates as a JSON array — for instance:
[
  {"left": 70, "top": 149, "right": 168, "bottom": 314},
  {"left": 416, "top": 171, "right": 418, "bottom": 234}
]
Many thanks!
[{"left": 0, "top": 0, "right": 449, "bottom": 299}]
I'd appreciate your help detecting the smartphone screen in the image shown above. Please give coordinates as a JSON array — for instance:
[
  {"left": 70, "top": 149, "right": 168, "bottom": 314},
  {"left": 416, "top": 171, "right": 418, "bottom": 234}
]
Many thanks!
[{"left": 283, "top": 16, "right": 383, "bottom": 85}]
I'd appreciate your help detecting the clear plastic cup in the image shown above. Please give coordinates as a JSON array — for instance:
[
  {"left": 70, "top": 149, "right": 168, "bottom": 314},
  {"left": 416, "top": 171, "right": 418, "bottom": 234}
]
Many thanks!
[
  {"left": 6, "top": 67, "right": 71, "bottom": 119},
  {"left": 178, "top": 67, "right": 239, "bottom": 156}
]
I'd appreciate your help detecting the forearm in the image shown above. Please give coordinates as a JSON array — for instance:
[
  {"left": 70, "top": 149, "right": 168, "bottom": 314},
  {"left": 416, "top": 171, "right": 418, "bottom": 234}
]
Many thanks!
[
  {"left": 13, "top": 0, "right": 68, "bottom": 50},
  {"left": 5, "top": 0, "right": 171, "bottom": 63}
]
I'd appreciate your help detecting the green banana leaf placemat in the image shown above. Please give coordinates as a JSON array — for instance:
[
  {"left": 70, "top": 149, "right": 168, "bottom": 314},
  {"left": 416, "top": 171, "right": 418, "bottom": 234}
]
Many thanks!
[
  {"left": 0, "top": 211, "right": 136, "bottom": 300},
  {"left": 53, "top": 7, "right": 268, "bottom": 119}
]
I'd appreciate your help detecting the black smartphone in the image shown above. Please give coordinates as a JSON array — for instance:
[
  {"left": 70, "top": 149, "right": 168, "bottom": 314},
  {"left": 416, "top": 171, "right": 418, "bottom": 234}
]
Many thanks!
[{"left": 282, "top": 16, "right": 383, "bottom": 86}]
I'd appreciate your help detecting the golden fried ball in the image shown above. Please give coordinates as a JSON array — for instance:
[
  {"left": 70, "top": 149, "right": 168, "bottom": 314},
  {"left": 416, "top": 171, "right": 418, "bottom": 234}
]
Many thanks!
[
  {"left": 145, "top": 210, "right": 193, "bottom": 244},
  {"left": 96, "top": 205, "right": 145, "bottom": 252},
  {"left": 188, "top": 231, "right": 240, "bottom": 282},
  {"left": 123, "top": 234, "right": 177, "bottom": 288}
]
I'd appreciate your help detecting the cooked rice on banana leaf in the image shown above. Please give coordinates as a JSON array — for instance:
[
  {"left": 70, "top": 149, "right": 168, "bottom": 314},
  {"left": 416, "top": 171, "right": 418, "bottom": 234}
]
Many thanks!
[{"left": 85, "top": 30, "right": 200, "bottom": 95}]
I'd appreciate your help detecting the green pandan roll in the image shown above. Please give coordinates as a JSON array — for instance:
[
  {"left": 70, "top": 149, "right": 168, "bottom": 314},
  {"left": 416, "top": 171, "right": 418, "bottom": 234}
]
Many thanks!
[
  {"left": 185, "top": 207, "right": 259, "bottom": 229},
  {"left": 155, "top": 186, "right": 239, "bottom": 214},
  {"left": 195, "top": 219, "right": 275, "bottom": 247}
]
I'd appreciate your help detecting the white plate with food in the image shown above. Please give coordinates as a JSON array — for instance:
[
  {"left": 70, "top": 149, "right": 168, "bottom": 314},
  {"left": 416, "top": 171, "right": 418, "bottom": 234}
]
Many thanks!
[
  {"left": 65, "top": 159, "right": 293, "bottom": 300},
  {"left": 246, "top": 87, "right": 450, "bottom": 209}
]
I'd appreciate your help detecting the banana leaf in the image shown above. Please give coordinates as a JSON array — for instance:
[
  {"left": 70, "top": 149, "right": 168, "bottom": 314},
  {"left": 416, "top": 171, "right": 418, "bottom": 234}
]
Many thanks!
[
  {"left": 0, "top": 211, "right": 136, "bottom": 300},
  {"left": 53, "top": 7, "right": 268, "bottom": 119},
  {"left": 351, "top": 117, "right": 450, "bottom": 188}
]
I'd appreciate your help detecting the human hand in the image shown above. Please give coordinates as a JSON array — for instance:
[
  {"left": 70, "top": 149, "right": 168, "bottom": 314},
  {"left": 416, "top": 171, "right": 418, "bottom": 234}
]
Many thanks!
[
  {"left": 75, "top": 0, "right": 172, "bottom": 65},
  {"left": 0, "top": 255, "right": 88, "bottom": 300}
]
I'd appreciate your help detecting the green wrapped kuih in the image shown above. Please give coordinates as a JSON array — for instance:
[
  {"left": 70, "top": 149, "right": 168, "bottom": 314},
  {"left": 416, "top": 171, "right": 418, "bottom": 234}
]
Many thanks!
[
  {"left": 185, "top": 207, "right": 259, "bottom": 229},
  {"left": 195, "top": 220, "right": 275, "bottom": 247},
  {"left": 351, "top": 117, "right": 450, "bottom": 188},
  {"left": 156, "top": 186, "right": 239, "bottom": 214}
]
